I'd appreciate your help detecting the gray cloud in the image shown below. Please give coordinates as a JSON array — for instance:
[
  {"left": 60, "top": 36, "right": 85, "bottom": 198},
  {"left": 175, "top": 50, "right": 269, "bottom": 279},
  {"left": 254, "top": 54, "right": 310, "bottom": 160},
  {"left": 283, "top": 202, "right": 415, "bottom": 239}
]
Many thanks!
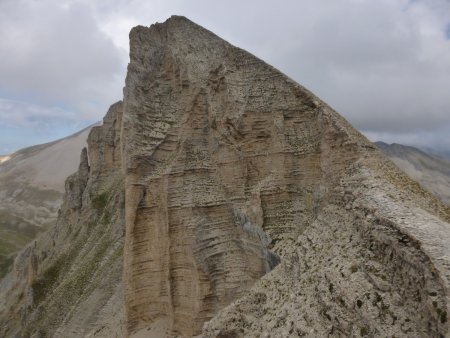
[{"left": 0, "top": 0, "right": 125, "bottom": 120}]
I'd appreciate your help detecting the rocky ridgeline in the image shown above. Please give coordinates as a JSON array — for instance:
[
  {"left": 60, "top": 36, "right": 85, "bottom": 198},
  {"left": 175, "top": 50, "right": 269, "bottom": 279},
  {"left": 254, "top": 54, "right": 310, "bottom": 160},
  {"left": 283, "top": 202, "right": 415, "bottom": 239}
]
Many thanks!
[{"left": 1, "top": 16, "right": 449, "bottom": 337}]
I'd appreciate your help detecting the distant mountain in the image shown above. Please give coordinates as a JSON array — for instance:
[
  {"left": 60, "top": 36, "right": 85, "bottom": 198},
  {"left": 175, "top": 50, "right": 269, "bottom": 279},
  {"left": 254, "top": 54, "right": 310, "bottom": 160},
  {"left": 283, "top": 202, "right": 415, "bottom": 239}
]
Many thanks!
[
  {"left": 423, "top": 147, "right": 450, "bottom": 162},
  {"left": 0, "top": 125, "right": 94, "bottom": 277},
  {"left": 375, "top": 141, "right": 450, "bottom": 205}
]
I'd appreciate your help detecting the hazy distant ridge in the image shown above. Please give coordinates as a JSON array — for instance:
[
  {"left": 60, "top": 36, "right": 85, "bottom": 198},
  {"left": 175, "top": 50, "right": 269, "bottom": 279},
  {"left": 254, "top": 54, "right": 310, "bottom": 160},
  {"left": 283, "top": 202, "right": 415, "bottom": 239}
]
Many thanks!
[
  {"left": 0, "top": 125, "right": 94, "bottom": 277},
  {"left": 376, "top": 141, "right": 450, "bottom": 204}
]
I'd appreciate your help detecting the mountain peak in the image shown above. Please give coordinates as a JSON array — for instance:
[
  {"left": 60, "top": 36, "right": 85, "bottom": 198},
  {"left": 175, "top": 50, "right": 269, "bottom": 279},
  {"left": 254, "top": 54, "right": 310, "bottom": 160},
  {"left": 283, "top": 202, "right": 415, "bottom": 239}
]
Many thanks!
[{"left": 1, "top": 17, "right": 449, "bottom": 338}]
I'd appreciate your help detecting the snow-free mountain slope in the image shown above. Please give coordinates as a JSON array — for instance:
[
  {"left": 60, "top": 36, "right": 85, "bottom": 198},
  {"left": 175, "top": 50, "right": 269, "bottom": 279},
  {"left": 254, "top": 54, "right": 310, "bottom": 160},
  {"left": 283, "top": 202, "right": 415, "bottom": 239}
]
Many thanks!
[
  {"left": 376, "top": 141, "right": 450, "bottom": 205},
  {"left": 0, "top": 125, "right": 93, "bottom": 278}
]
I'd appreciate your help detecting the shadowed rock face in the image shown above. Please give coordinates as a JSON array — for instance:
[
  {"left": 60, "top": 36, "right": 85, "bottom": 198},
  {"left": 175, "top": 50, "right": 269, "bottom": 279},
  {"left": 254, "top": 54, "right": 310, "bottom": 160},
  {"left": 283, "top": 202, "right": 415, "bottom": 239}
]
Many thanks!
[{"left": 1, "top": 16, "right": 450, "bottom": 338}]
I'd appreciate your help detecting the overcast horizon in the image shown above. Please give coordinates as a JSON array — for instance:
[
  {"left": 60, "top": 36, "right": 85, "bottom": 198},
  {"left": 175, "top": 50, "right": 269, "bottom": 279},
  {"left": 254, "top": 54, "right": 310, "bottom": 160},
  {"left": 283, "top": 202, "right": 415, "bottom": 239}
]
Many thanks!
[{"left": 1, "top": 0, "right": 449, "bottom": 154}]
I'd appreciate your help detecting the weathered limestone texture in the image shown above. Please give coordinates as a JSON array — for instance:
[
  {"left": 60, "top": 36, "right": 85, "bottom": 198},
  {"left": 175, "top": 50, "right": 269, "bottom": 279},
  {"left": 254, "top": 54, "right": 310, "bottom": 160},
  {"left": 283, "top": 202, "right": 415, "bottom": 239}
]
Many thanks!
[
  {"left": 121, "top": 17, "right": 450, "bottom": 337},
  {"left": 0, "top": 16, "right": 449, "bottom": 338}
]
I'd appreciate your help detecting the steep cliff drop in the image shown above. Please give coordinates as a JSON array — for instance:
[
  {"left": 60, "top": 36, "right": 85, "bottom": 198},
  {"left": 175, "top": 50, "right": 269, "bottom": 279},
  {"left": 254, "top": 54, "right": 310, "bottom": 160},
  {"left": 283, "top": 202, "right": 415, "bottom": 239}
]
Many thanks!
[{"left": 1, "top": 16, "right": 450, "bottom": 338}]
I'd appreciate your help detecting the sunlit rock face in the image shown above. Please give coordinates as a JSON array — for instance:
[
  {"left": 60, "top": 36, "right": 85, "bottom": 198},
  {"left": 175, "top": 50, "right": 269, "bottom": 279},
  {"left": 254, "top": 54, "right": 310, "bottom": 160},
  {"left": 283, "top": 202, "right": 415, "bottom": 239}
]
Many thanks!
[{"left": 1, "top": 16, "right": 449, "bottom": 338}]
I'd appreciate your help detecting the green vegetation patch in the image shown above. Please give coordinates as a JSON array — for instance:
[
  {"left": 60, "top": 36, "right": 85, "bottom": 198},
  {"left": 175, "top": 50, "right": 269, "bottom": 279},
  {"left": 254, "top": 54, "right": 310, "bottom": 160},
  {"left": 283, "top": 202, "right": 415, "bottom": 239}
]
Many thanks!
[
  {"left": 350, "top": 264, "right": 359, "bottom": 273},
  {"left": 15, "top": 186, "right": 62, "bottom": 205},
  {"left": 31, "top": 253, "right": 69, "bottom": 305},
  {"left": 0, "top": 213, "right": 42, "bottom": 279},
  {"left": 360, "top": 326, "right": 369, "bottom": 336},
  {"left": 0, "top": 255, "right": 15, "bottom": 278},
  {"left": 91, "top": 191, "right": 109, "bottom": 211},
  {"left": 59, "top": 235, "right": 112, "bottom": 301}
]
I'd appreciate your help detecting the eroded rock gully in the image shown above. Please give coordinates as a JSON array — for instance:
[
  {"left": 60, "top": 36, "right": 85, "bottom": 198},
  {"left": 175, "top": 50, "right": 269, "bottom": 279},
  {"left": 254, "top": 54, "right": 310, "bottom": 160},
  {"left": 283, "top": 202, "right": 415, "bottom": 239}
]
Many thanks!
[{"left": 1, "top": 16, "right": 449, "bottom": 338}]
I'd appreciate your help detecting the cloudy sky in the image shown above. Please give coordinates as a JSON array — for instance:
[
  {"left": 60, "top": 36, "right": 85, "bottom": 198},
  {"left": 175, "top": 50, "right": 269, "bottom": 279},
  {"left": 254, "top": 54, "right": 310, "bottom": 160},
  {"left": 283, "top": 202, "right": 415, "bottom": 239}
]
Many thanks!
[{"left": 1, "top": 0, "right": 449, "bottom": 154}]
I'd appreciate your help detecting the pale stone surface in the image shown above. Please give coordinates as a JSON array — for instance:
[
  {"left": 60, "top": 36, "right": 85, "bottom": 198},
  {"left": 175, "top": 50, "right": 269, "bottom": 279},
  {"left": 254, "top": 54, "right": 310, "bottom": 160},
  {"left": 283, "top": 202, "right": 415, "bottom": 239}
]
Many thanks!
[{"left": 0, "top": 16, "right": 449, "bottom": 338}]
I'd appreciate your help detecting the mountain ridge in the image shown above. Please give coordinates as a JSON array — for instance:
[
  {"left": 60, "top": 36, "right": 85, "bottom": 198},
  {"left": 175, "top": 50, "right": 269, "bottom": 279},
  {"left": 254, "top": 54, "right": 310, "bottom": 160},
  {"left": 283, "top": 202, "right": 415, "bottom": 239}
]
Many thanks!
[
  {"left": 376, "top": 141, "right": 450, "bottom": 205},
  {"left": 1, "top": 16, "right": 449, "bottom": 337}
]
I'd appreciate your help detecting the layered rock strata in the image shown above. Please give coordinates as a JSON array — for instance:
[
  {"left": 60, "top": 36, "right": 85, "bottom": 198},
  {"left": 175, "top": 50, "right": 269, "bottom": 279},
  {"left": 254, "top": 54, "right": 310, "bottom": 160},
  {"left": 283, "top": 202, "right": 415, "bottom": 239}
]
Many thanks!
[
  {"left": 0, "top": 16, "right": 449, "bottom": 338},
  {"left": 376, "top": 141, "right": 450, "bottom": 205}
]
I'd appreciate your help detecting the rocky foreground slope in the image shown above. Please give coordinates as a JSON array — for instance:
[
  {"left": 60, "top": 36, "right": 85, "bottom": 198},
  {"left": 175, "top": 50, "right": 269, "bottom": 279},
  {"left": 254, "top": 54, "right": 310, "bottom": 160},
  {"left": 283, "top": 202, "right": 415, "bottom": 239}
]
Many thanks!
[
  {"left": 0, "top": 126, "right": 93, "bottom": 278},
  {"left": 376, "top": 141, "right": 450, "bottom": 205},
  {"left": 1, "top": 16, "right": 450, "bottom": 337}
]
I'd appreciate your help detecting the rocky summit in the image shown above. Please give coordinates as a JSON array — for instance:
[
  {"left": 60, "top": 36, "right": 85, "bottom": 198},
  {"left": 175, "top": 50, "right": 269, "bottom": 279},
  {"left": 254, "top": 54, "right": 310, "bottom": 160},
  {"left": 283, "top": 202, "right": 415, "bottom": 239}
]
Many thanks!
[{"left": 1, "top": 16, "right": 450, "bottom": 338}]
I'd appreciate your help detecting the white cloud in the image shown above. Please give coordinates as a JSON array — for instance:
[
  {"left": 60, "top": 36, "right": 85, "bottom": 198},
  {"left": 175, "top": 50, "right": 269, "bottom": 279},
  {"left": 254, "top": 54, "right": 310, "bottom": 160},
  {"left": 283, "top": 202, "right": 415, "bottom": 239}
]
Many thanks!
[{"left": 0, "top": 98, "right": 78, "bottom": 129}]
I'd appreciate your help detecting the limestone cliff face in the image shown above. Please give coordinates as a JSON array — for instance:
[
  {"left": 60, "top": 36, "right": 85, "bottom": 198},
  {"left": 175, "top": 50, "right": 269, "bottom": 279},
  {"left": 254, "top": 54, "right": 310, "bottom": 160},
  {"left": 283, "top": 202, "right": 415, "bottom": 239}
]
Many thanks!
[
  {"left": 1, "top": 16, "right": 450, "bottom": 338},
  {"left": 122, "top": 17, "right": 450, "bottom": 337},
  {"left": 122, "top": 20, "right": 313, "bottom": 337}
]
